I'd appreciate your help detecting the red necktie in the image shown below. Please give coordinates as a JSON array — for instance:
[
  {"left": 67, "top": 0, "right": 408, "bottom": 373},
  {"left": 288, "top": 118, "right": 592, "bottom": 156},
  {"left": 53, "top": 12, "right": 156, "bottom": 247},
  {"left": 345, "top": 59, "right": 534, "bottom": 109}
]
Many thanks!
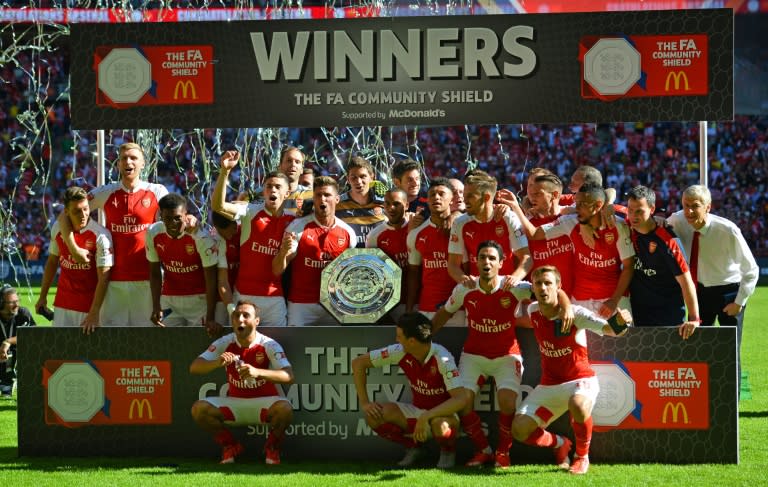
[{"left": 690, "top": 230, "right": 701, "bottom": 284}]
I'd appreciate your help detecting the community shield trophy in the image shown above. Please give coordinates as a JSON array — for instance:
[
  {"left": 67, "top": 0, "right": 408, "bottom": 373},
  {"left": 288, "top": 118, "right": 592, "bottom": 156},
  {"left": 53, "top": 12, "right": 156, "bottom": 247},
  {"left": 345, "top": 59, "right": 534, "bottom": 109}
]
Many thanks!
[{"left": 320, "top": 248, "right": 401, "bottom": 324}]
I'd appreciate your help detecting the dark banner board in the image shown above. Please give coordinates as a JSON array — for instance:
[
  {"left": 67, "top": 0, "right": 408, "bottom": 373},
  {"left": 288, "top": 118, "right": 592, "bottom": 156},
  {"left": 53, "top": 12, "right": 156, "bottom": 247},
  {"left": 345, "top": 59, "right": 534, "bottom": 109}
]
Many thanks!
[
  {"left": 70, "top": 9, "right": 733, "bottom": 129},
  {"left": 18, "top": 326, "right": 737, "bottom": 464}
]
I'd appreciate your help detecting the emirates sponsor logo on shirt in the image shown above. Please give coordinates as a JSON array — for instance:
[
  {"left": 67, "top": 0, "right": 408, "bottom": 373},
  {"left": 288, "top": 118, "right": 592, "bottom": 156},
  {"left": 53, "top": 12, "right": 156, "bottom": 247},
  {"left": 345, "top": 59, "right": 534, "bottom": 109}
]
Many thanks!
[
  {"left": 500, "top": 297, "right": 512, "bottom": 308},
  {"left": 185, "top": 244, "right": 195, "bottom": 255},
  {"left": 141, "top": 197, "right": 151, "bottom": 208},
  {"left": 605, "top": 232, "right": 615, "bottom": 244},
  {"left": 648, "top": 241, "right": 658, "bottom": 253},
  {"left": 495, "top": 225, "right": 504, "bottom": 236}
]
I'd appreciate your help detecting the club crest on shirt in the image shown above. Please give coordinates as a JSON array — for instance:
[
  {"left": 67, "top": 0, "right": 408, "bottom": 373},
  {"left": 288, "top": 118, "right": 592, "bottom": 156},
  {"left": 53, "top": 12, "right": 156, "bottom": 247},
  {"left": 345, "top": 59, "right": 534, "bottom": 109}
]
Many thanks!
[
  {"left": 337, "top": 237, "right": 346, "bottom": 246},
  {"left": 495, "top": 225, "right": 504, "bottom": 237},
  {"left": 648, "top": 241, "right": 657, "bottom": 253},
  {"left": 430, "top": 365, "right": 438, "bottom": 376},
  {"left": 85, "top": 239, "right": 95, "bottom": 249},
  {"left": 185, "top": 244, "right": 195, "bottom": 255},
  {"left": 254, "top": 351, "right": 265, "bottom": 364},
  {"left": 605, "top": 232, "right": 615, "bottom": 244},
  {"left": 381, "top": 349, "right": 389, "bottom": 359},
  {"left": 141, "top": 197, "right": 151, "bottom": 208},
  {"left": 500, "top": 297, "right": 512, "bottom": 308}
]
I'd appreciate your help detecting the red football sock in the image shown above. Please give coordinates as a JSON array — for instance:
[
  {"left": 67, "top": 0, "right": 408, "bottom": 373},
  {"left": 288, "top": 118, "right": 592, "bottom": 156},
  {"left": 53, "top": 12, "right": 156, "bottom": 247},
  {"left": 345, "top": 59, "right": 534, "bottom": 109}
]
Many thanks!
[
  {"left": 265, "top": 430, "right": 285, "bottom": 450},
  {"left": 214, "top": 429, "right": 236, "bottom": 447},
  {"left": 523, "top": 427, "right": 559, "bottom": 448},
  {"left": 571, "top": 416, "right": 592, "bottom": 458},
  {"left": 374, "top": 423, "right": 417, "bottom": 449},
  {"left": 460, "top": 412, "right": 490, "bottom": 451},
  {"left": 496, "top": 413, "right": 514, "bottom": 454}
]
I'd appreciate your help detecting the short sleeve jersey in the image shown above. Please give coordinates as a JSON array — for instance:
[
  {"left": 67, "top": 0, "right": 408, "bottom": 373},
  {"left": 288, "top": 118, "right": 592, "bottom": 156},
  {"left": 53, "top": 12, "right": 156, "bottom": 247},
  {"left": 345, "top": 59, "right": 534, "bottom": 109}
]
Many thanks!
[
  {"left": 444, "top": 279, "right": 532, "bottom": 358},
  {"left": 146, "top": 224, "right": 218, "bottom": 296},
  {"left": 448, "top": 212, "right": 528, "bottom": 277},
  {"left": 630, "top": 225, "right": 689, "bottom": 326},
  {"left": 407, "top": 220, "right": 454, "bottom": 312},
  {"left": 199, "top": 332, "right": 291, "bottom": 398},
  {"left": 527, "top": 214, "right": 575, "bottom": 297},
  {"left": 285, "top": 215, "right": 357, "bottom": 303},
  {"left": 528, "top": 303, "right": 606, "bottom": 385},
  {"left": 89, "top": 181, "right": 168, "bottom": 281},
  {"left": 541, "top": 214, "right": 634, "bottom": 300},
  {"left": 49, "top": 219, "right": 113, "bottom": 313},
  {"left": 336, "top": 192, "right": 386, "bottom": 247},
  {"left": 233, "top": 203, "right": 295, "bottom": 296},
  {"left": 369, "top": 342, "right": 461, "bottom": 410},
  {"left": 367, "top": 221, "right": 410, "bottom": 304}
]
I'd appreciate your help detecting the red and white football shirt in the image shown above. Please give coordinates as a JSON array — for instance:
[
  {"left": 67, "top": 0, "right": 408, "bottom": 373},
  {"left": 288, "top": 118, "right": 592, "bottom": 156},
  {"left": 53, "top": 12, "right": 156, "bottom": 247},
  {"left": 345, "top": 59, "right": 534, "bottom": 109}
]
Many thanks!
[
  {"left": 528, "top": 303, "right": 607, "bottom": 385},
  {"left": 407, "top": 220, "right": 454, "bottom": 312},
  {"left": 146, "top": 224, "right": 218, "bottom": 296},
  {"left": 528, "top": 214, "right": 575, "bottom": 297},
  {"left": 448, "top": 212, "right": 528, "bottom": 277},
  {"left": 285, "top": 215, "right": 357, "bottom": 303},
  {"left": 89, "top": 181, "right": 168, "bottom": 281},
  {"left": 49, "top": 219, "right": 113, "bottom": 313},
  {"left": 540, "top": 215, "right": 634, "bottom": 300},
  {"left": 199, "top": 332, "right": 291, "bottom": 398},
  {"left": 369, "top": 342, "right": 461, "bottom": 410},
  {"left": 444, "top": 278, "right": 532, "bottom": 358},
  {"left": 234, "top": 203, "right": 295, "bottom": 296},
  {"left": 367, "top": 221, "right": 409, "bottom": 304}
]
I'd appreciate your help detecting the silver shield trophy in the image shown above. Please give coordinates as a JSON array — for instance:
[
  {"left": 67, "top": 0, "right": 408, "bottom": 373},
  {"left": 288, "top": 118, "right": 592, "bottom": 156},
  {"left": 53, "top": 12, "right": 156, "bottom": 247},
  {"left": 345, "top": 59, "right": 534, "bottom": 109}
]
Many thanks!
[{"left": 320, "top": 248, "right": 402, "bottom": 324}]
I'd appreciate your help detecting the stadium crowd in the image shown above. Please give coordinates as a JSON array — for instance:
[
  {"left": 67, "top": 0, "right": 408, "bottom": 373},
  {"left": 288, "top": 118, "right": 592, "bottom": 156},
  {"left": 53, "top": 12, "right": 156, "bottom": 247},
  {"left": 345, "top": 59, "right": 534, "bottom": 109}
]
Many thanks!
[{"left": 1, "top": 51, "right": 766, "bottom": 259}]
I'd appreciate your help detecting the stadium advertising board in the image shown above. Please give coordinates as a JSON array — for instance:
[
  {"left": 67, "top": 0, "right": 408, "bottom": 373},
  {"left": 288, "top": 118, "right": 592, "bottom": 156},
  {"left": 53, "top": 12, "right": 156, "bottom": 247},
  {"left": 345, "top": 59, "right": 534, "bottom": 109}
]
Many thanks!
[
  {"left": 18, "top": 326, "right": 737, "bottom": 463},
  {"left": 70, "top": 9, "right": 733, "bottom": 129}
]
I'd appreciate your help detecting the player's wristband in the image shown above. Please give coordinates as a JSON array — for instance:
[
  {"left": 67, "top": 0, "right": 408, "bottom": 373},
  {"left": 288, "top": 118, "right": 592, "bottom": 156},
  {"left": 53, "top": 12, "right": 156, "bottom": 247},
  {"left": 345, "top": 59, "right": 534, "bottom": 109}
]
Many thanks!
[{"left": 607, "top": 314, "right": 630, "bottom": 335}]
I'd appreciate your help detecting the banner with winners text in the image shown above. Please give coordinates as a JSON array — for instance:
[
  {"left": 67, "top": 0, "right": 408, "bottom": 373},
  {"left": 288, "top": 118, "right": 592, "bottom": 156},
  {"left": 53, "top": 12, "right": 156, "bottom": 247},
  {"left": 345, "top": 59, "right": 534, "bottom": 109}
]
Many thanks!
[
  {"left": 18, "top": 326, "right": 737, "bottom": 463},
  {"left": 70, "top": 8, "right": 732, "bottom": 129}
]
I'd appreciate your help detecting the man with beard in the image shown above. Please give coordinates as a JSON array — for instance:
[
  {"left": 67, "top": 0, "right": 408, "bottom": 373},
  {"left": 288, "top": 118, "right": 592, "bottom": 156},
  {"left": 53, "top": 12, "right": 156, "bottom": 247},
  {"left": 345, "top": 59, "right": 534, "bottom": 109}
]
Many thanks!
[
  {"left": 367, "top": 188, "right": 410, "bottom": 323},
  {"left": 406, "top": 178, "right": 464, "bottom": 326},
  {"left": 274, "top": 176, "right": 357, "bottom": 326},
  {"left": 146, "top": 194, "right": 219, "bottom": 330},
  {"left": 191, "top": 300, "right": 294, "bottom": 465},
  {"left": 213, "top": 150, "right": 295, "bottom": 326}
]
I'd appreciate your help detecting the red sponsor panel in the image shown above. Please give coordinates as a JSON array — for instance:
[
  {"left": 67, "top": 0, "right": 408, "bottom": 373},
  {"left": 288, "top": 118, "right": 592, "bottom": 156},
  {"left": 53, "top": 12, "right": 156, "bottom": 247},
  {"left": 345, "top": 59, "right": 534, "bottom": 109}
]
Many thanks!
[
  {"left": 580, "top": 34, "right": 708, "bottom": 101},
  {"left": 95, "top": 45, "right": 214, "bottom": 107},
  {"left": 43, "top": 360, "right": 172, "bottom": 426},
  {"left": 594, "top": 361, "right": 709, "bottom": 430}
]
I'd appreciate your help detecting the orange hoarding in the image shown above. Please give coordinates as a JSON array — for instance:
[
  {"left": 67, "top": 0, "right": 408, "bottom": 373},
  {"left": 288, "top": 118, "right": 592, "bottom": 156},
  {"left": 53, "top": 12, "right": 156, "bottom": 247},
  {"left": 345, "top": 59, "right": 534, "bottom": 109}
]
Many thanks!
[{"left": 43, "top": 360, "right": 172, "bottom": 426}]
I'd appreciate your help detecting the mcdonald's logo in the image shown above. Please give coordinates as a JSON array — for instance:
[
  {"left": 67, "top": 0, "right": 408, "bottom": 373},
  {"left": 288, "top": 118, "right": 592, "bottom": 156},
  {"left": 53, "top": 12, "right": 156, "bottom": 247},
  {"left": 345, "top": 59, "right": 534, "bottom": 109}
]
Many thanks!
[
  {"left": 173, "top": 80, "right": 198, "bottom": 100},
  {"left": 661, "top": 401, "right": 689, "bottom": 424},
  {"left": 128, "top": 398, "right": 154, "bottom": 420},
  {"left": 664, "top": 71, "right": 690, "bottom": 91}
]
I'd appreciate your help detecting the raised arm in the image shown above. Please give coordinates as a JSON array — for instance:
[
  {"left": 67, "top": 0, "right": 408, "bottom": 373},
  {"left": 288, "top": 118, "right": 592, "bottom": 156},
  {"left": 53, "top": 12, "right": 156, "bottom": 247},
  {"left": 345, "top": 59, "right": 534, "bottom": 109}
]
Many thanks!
[{"left": 212, "top": 150, "right": 244, "bottom": 220}]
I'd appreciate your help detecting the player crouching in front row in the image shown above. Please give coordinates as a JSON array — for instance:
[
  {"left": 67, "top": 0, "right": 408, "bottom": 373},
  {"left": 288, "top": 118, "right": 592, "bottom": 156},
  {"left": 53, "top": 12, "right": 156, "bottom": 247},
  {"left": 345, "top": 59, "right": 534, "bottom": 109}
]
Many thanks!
[
  {"left": 190, "top": 300, "right": 294, "bottom": 465},
  {"left": 353, "top": 312, "right": 470, "bottom": 469},
  {"left": 512, "top": 265, "right": 631, "bottom": 474}
]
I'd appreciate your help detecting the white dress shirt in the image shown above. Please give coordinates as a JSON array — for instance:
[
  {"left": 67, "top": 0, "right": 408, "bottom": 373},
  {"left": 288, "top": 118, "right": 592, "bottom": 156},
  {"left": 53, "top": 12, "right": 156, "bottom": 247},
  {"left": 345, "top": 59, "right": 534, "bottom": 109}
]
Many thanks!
[{"left": 667, "top": 211, "right": 758, "bottom": 306}]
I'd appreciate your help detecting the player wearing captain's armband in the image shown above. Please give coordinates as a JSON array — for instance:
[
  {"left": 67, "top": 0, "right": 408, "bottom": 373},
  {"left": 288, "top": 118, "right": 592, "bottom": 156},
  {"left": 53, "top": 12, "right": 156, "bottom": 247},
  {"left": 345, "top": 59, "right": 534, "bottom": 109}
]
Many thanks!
[
  {"left": 352, "top": 312, "right": 470, "bottom": 469},
  {"left": 511, "top": 265, "right": 631, "bottom": 475},
  {"left": 190, "top": 300, "right": 294, "bottom": 465}
]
